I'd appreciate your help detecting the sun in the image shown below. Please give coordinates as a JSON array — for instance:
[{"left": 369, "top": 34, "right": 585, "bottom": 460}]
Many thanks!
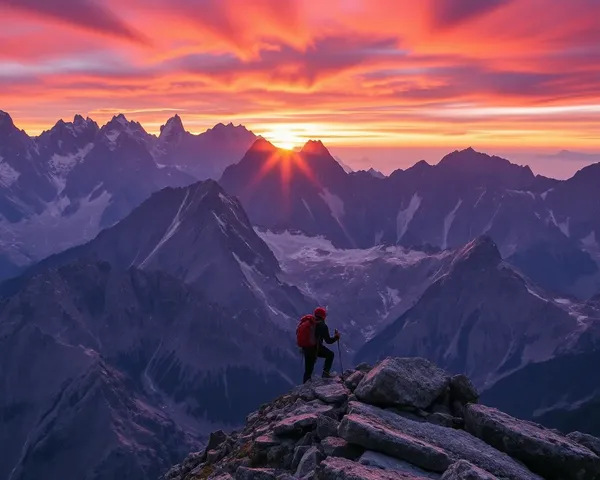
[{"left": 262, "top": 125, "right": 304, "bottom": 151}]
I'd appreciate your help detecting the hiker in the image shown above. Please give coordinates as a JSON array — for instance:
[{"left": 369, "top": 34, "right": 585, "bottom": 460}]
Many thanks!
[{"left": 296, "top": 307, "right": 341, "bottom": 383}]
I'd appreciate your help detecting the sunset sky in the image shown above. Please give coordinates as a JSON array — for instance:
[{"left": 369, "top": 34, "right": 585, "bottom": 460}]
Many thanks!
[{"left": 1, "top": 0, "right": 599, "bottom": 178}]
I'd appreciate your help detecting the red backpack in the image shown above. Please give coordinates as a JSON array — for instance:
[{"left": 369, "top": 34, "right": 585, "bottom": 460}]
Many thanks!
[{"left": 296, "top": 314, "right": 317, "bottom": 348}]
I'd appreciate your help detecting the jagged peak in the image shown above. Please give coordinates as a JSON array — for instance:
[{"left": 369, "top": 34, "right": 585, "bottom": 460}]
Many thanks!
[
  {"left": 0, "top": 110, "right": 15, "bottom": 129},
  {"left": 453, "top": 235, "right": 502, "bottom": 267},
  {"left": 246, "top": 136, "right": 278, "bottom": 154},
  {"left": 159, "top": 114, "right": 185, "bottom": 140},
  {"left": 301, "top": 139, "right": 331, "bottom": 156}
]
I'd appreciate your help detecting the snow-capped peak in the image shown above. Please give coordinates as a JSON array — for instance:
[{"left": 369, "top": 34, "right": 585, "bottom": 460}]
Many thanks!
[
  {"left": 159, "top": 114, "right": 185, "bottom": 141},
  {"left": 0, "top": 110, "right": 15, "bottom": 129}
]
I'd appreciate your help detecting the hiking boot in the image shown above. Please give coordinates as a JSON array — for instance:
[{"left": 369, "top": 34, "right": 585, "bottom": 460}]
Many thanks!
[{"left": 322, "top": 371, "right": 334, "bottom": 379}]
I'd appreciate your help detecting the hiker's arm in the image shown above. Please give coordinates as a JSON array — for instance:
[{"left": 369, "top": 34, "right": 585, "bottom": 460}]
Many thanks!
[{"left": 321, "top": 324, "right": 338, "bottom": 344}]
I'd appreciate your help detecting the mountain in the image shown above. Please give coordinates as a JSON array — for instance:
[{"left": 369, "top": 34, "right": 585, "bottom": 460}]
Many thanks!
[
  {"left": 354, "top": 236, "right": 597, "bottom": 388},
  {"left": 258, "top": 229, "right": 452, "bottom": 351},
  {"left": 365, "top": 167, "right": 385, "bottom": 178},
  {"left": 221, "top": 142, "right": 600, "bottom": 298},
  {"left": 155, "top": 116, "right": 257, "bottom": 180},
  {"left": 0, "top": 112, "right": 258, "bottom": 280},
  {"left": 166, "top": 357, "right": 600, "bottom": 480},
  {"left": 0, "top": 181, "right": 312, "bottom": 480}
]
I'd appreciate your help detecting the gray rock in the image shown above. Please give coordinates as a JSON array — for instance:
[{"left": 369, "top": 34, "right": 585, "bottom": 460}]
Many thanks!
[
  {"left": 296, "top": 432, "right": 317, "bottom": 448},
  {"left": 209, "top": 474, "right": 234, "bottom": 480},
  {"left": 464, "top": 404, "right": 600, "bottom": 480},
  {"left": 355, "top": 357, "right": 450, "bottom": 410},
  {"left": 293, "top": 446, "right": 311, "bottom": 470},
  {"left": 339, "top": 412, "right": 451, "bottom": 472},
  {"left": 317, "top": 415, "right": 340, "bottom": 439},
  {"left": 355, "top": 363, "right": 373, "bottom": 373},
  {"left": 567, "top": 431, "right": 600, "bottom": 456},
  {"left": 235, "top": 467, "right": 278, "bottom": 480},
  {"left": 314, "top": 383, "right": 350, "bottom": 404},
  {"left": 359, "top": 450, "right": 441, "bottom": 478},
  {"left": 449, "top": 375, "right": 479, "bottom": 405},
  {"left": 255, "top": 435, "right": 280, "bottom": 448},
  {"left": 441, "top": 460, "right": 497, "bottom": 480},
  {"left": 296, "top": 446, "right": 324, "bottom": 478},
  {"left": 427, "top": 413, "right": 463, "bottom": 429},
  {"left": 274, "top": 414, "right": 319, "bottom": 436},
  {"left": 317, "top": 456, "right": 430, "bottom": 480},
  {"left": 208, "top": 430, "right": 229, "bottom": 451},
  {"left": 344, "top": 371, "right": 365, "bottom": 392},
  {"left": 345, "top": 401, "right": 542, "bottom": 480},
  {"left": 321, "top": 437, "right": 363, "bottom": 460}
]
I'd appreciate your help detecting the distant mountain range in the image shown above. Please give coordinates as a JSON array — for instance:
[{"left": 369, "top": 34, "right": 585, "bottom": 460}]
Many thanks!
[
  {"left": 0, "top": 111, "right": 256, "bottom": 277},
  {"left": 221, "top": 139, "right": 600, "bottom": 299}
]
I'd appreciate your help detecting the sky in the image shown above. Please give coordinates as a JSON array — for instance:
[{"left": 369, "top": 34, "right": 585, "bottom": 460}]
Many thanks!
[{"left": 1, "top": 0, "right": 599, "bottom": 178}]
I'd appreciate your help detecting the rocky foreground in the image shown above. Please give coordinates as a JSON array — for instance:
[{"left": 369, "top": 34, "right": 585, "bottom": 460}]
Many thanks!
[{"left": 164, "top": 357, "right": 600, "bottom": 480}]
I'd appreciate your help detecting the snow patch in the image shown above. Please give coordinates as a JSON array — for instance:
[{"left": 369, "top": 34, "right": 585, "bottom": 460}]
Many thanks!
[
  {"left": 548, "top": 210, "right": 570, "bottom": 237},
  {"left": 212, "top": 212, "right": 227, "bottom": 232},
  {"left": 582, "top": 231, "right": 598, "bottom": 248},
  {"left": 319, "top": 188, "right": 345, "bottom": 222},
  {"left": 508, "top": 189, "right": 536, "bottom": 199},
  {"left": 541, "top": 188, "right": 553, "bottom": 200},
  {"left": 442, "top": 199, "right": 462, "bottom": 249},
  {"left": 139, "top": 189, "right": 190, "bottom": 268},
  {"left": 527, "top": 286, "right": 549, "bottom": 302},
  {"left": 473, "top": 189, "right": 486, "bottom": 208},
  {"left": 0, "top": 156, "right": 20, "bottom": 187},
  {"left": 302, "top": 199, "right": 315, "bottom": 220},
  {"left": 396, "top": 193, "right": 421, "bottom": 242}
]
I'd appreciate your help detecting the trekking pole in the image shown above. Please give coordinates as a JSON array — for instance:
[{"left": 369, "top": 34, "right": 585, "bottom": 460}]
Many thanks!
[{"left": 337, "top": 340, "right": 345, "bottom": 382}]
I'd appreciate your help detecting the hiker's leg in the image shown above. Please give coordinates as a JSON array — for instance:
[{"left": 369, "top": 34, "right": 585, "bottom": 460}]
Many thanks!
[
  {"left": 318, "top": 345, "right": 335, "bottom": 373},
  {"left": 303, "top": 348, "right": 317, "bottom": 383}
]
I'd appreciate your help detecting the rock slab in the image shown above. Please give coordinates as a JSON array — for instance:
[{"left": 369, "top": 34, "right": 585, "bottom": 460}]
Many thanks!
[
  {"left": 441, "top": 460, "right": 498, "bottom": 480},
  {"left": 314, "top": 383, "right": 350, "bottom": 404},
  {"left": 346, "top": 401, "right": 542, "bottom": 480},
  {"left": 567, "top": 431, "right": 600, "bottom": 457},
  {"left": 359, "top": 450, "right": 441, "bottom": 479},
  {"left": 355, "top": 357, "right": 450, "bottom": 410},
  {"left": 464, "top": 403, "right": 600, "bottom": 480},
  {"left": 317, "top": 456, "right": 432, "bottom": 480}
]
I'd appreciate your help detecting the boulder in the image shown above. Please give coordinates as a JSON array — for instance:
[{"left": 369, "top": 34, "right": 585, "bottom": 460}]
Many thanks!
[
  {"left": 314, "top": 383, "right": 349, "bottom": 404},
  {"left": 317, "top": 415, "right": 340, "bottom": 439},
  {"left": 355, "top": 363, "right": 373, "bottom": 373},
  {"left": 567, "top": 432, "right": 600, "bottom": 457},
  {"left": 255, "top": 435, "right": 280, "bottom": 449},
  {"left": 344, "top": 402, "right": 542, "bottom": 480},
  {"left": 427, "top": 413, "right": 463, "bottom": 430},
  {"left": 464, "top": 403, "right": 600, "bottom": 480},
  {"left": 355, "top": 357, "right": 450, "bottom": 410},
  {"left": 295, "top": 446, "right": 324, "bottom": 478},
  {"left": 339, "top": 413, "right": 451, "bottom": 472},
  {"left": 208, "top": 430, "right": 229, "bottom": 451},
  {"left": 449, "top": 375, "right": 479, "bottom": 405},
  {"left": 292, "top": 446, "right": 311, "bottom": 470},
  {"left": 321, "top": 437, "right": 363, "bottom": 460},
  {"left": 359, "top": 450, "right": 441, "bottom": 478},
  {"left": 344, "top": 371, "right": 365, "bottom": 392},
  {"left": 441, "top": 460, "right": 497, "bottom": 480},
  {"left": 235, "top": 467, "right": 278, "bottom": 480},
  {"left": 273, "top": 414, "right": 319, "bottom": 436},
  {"left": 317, "top": 457, "right": 430, "bottom": 480}
]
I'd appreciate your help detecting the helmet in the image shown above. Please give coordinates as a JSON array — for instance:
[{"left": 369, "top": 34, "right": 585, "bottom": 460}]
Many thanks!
[{"left": 314, "top": 307, "right": 327, "bottom": 319}]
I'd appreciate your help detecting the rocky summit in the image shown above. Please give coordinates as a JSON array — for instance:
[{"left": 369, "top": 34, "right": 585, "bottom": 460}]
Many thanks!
[{"left": 163, "top": 357, "right": 600, "bottom": 480}]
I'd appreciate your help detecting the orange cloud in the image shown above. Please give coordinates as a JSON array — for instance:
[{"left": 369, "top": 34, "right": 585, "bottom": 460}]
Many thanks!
[{"left": 0, "top": 0, "right": 599, "bottom": 164}]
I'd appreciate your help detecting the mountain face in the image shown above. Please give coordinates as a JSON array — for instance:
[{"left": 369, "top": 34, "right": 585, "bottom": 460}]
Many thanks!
[
  {"left": 0, "top": 112, "right": 256, "bottom": 280},
  {"left": 155, "top": 116, "right": 257, "bottom": 181},
  {"left": 220, "top": 142, "right": 600, "bottom": 298},
  {"left": 0, "top": 181, "right": 311, "bottom": 480},
  {"left": 258, "top": 229, "right": 452, "bottom": 351},
  {"left": 354, "top": 236, "right": 598, "bottom": 388}
]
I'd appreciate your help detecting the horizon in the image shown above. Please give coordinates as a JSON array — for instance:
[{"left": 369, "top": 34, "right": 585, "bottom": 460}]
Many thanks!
[{"left": 2, "top": 108, "right": 598, "bottom": 180}]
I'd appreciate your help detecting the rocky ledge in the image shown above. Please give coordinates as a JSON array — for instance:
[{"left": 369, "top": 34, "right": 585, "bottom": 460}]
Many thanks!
[{"left": 163, "top": 357, "right": 600, "bottom": 480}]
